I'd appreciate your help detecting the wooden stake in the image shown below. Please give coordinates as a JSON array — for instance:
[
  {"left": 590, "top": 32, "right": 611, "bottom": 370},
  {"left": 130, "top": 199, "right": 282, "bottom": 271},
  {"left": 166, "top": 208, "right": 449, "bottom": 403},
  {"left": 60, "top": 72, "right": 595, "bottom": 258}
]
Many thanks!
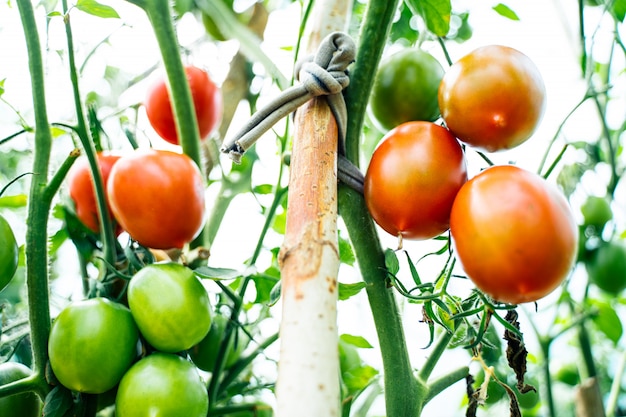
[{"left": 275, "top": 1, "right": 352, "bottom": 416}]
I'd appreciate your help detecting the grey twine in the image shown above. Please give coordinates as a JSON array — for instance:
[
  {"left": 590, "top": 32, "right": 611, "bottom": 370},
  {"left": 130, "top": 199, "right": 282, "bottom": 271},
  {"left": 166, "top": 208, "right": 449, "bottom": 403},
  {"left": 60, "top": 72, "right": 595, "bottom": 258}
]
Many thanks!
[{"left": 220, "top": 31, "right": 364, "bottom": 193}]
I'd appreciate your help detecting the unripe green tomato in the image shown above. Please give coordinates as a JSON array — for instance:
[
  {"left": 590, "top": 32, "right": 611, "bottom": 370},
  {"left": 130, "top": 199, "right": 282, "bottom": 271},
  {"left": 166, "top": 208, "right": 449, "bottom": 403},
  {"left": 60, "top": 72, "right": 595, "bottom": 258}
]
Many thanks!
[
  {"left": 581, "top": 196, "right": 612, "bottom": 230},
  {"left": 369, "top": 48, "right": 444, "bottom": 131},
  {"left": 0, "top": 362, "right": 41, "bottom": 417},
  {"left": 128, "top": 262, "right": 212, "bottom": 353},
  {"left": 586, "top": 239, "right": 626, "bottom": 294},
  {"left": 0, "top": 214, "right": 19, "bottom": 292},
  {"left": 115, "top": 353, "right": 209, "bottom": 417},
  {"left": 48, "top": 297, "right": 139, "bottom": 394},
  {"left": 189, "top": 314, "right": 249, "bottom": 372}
]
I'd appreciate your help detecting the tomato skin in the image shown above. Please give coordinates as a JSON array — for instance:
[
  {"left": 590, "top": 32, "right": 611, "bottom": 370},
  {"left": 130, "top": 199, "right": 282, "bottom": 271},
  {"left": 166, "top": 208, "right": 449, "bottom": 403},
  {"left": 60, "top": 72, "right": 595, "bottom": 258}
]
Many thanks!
[
  {"left": 450, "top": 165, "right": 578, "bottom": 304},
  {"left": 438, "top": 45, "right": 546, "bottom": 152},
  {"left": 66, "top": 152, "right": 121, "bottom": 233},
  {"left": 364, "top": 121, "right": 467, "bottom": 240},
  {"left": 128, "top": 262, "right": 211, "bottom": 353},
  {"left": 0, "top": 214, "right": 18, "bottom": 292},
  {"left": 586, "top": 239, "right": 626, "bottom": 294},
  {"left": 145, "top": 66, "right": 222, "bottom": 145},
  {"left": 107, "top": 149, "right": 206, "bottom": 249},
  {"left": 369, "top": 48, "right": 444, "bottom": 131},
  {"left": 0, "top": 362, "right": 41, "bottom": 417},
  {"left": 48, "top": 297, "right": 139, "bottom": 394},
  {"left": 115, "top": 352, "right": 209, "bottom": 417}
]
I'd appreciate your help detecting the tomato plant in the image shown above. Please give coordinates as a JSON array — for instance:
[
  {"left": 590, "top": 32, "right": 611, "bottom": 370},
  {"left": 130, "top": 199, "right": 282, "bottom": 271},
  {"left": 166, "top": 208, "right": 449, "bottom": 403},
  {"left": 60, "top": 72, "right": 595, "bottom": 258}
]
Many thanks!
[
  {"left": 48, "top": 297, "right": 139, "bottom": 394},
  {"left": 364, "top": 121, "right": 467, "bottom": 241},
  {"left": 144, "top": 65, "right": 222, "bottom": 145},
  {"left": 107, "top": 149, "right": 206, "bottom": 249},
  {"left": 438, "top": 45, "right": 546, "bottom": 152},
  {"left": 115, "top": 352, "right": 209, "bottom": 417},
  {"left": 0, "top": 362, "right": 41, "bottom": 417},
  {"left": 66, "top": 151, "right": 121, "bottom": 234},
  {"left": 450, "top": 165, "right": 578, "bottom": 304},
  {"left": 189, "top": 312, "right": 249, "bottom": 372},
  {"left": 585, "top": 238, "right": 626, "bottom": 294},
  {"left": 0, "top": 214, "right": 18, "bottom": 292},
  {"left": 368, "top": 48, "right": 444, "bottom": 131},
  {"left": 127, "top": 262, "right": 212, "bottom": 353}
]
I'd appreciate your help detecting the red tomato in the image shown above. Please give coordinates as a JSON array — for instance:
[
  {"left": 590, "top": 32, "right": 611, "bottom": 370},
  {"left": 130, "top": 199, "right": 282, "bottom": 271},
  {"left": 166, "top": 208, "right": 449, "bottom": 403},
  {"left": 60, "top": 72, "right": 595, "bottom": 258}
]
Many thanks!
[
  {"left": 450, "top": 165, "right": 578, "bottom": 304},
  {"left": 107, "top": 149, "right": 206, "bottom": 249},
  {"left": 144, "top": 66, "right": 222, "bottom": 145},
  {"left": 66, "top": 152, "right": 121, "bottom": 233},
  {"left": 364, "top": 121, "right": 467, "bottom": 240},
  {"left": 438, "top": 45, "right": 546, "bottom": 152}
]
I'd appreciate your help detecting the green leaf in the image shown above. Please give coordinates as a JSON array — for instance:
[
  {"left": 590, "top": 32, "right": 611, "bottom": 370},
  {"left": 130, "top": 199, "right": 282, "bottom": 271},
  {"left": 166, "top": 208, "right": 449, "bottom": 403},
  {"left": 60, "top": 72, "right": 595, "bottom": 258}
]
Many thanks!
[
  {"left": 339, "top": 233, "right": 355, "bottom": 266},
  {"left": 340, "top": 333, "right": 374, "bottom": 348},
  {"left": 252, "top": 274, "right": 279, "bottom": 304},
  {"left": 194, "top": 266, "right": 241, "bottom": 280},
  {"left": 338, "top": 281, "right": 367, "bottom": 300},
  {"left": 590, "top": 299, "right": 623, "bottom": 344},
  {"left": 343, "top": 365, "right": 379, "bottom": 393},
  {"left": 384, "top": 248, "right": 399, "bottom": 276},
  {"left": 0, "top": 79, "right": 5, "bottom": 97},
  {"left": 75, "top": 0, "right": 120, "bottom": 18},
  {"left": 492, "top": 3, "right": 520, "bottom": 20},
  {"left": 611, "top": 0, "right": 626, "bottom": 22},
  {"left": 252, "top": 184, "right": 274, "bottom": 195},
  {"left": 0, "top": 194, "right": 27, "bottom": 208},
  {"left": 406, "top": 0, "right": 452, "bottom": 37}
]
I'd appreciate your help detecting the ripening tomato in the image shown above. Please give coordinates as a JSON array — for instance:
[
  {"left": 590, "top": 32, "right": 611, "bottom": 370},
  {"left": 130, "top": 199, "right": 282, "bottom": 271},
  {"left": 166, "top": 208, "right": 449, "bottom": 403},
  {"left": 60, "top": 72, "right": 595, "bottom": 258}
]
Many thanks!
[
  {"left": 369, "top": 48, "right": 444, "bottom": 131},
  {"left": 145, "top": 66, "right": 222, "bottom": 145},
  {"left": 450, "top": 165, "right": 578, "bottom": 304},
  {"left": 115, "top": 353, "right": 209, "bottom": 417},
  {"left": 127, "top": 262, "right": 212, "bottom": 353},
  {"left": 107, "top": 149, "right": 206, "bottom": 249},
  {"left": 66, "top": 152, "right": 121, "bottom": 233},
  {"left": 438, "top": 45, "right": 546, "bottom": 152},
  {"left": 48, "top": 297, "right": 139, "bottom": 394},
  {"left": 0, "top": 362, "right": 41, "bottom": 417},
  {"left": 0, "top": 214, "right": 19, "bottom": 292},
  {"left": 364, "top": 121, "right": 467, "bottom": 240}
]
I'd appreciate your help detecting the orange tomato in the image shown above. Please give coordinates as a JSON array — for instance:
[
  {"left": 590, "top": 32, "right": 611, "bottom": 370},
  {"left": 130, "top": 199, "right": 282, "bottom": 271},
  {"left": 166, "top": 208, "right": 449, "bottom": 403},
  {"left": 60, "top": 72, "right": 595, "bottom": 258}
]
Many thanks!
[{"left": 450, "top": 165, "right": 577, "bottom": 304}]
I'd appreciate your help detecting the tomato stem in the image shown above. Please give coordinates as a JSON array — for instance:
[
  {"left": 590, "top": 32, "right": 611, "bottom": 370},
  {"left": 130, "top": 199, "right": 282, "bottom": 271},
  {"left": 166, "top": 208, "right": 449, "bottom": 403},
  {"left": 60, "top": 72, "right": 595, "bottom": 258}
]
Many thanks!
[
  {"left": 338, "top": 185, "right": 421, "bottom": 417},
  {"left": 16, "top": 0, "right": 54, "bottom": 399},
  {"left": 60, "top": 0, "right": 117, "bottom": 267},
  {"left": 343, "top": 0, "right": 400, "bottom": 166}
]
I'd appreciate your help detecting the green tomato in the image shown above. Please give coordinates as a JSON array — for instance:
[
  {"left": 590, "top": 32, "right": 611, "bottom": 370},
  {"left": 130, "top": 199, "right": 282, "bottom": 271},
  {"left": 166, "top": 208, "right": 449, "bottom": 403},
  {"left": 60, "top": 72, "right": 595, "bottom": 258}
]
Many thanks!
[
  {"left": 581, "top": 196, "right": 612, "bottom": 231},
  {"left": 586, "top": 239, "right": 626, "bottom": 294},
  {"left": 0, "top": 362, "right": 41, "bottom": 417},
  {"left": 369, "top": 48, "right": 444, "bottom": 131},
  {"left": 0, "top": 215, "right": 19, "bottom": 292},
  {"left": 115, "top": 353, "right": 209, "bottom": 417},
  {"left": 189, "top": 314, "right": 249, "bottom": 372},
  {"left": 128, "top": 262, "right": 211, "bottom": 353},
  {"left": 555, "top": 363, "right": 580, "bottom": 386},
  {"left": 48, "top": 297, "right": 139, "bottom": 394}
]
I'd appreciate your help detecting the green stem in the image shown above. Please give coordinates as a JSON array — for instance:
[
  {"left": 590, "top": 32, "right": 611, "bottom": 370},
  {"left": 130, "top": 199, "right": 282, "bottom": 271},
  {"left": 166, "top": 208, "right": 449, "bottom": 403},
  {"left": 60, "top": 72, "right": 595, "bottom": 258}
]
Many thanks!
[
  {"left": 344, "top": 0, "right": 400, "bottom": 166},
  {"left": 417, "top": 329, "right": 455, "bottom": 383},
  {"left": 61, "top": 1, "right": 116, "bottom": 266},
  {"left": 142, "top": 0, "right": 203, "bottom": 170},
  {"left": 338, "top": 185, "right": 421, "bottom": 417},
  {"left": 16, "top": 0, "right": 54, "bottom": 398},
  {"left": 539, "top": 336, "right": 557, "bottom": 417},
  {"left": 423, "top": 366, "right": 469, "bottom": 404},
  {"left": 43, "top": 149, "right": 80, "bottom": 203},
  {"left": 606, "top": 348, "right": 626, "bottom": 417}
]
